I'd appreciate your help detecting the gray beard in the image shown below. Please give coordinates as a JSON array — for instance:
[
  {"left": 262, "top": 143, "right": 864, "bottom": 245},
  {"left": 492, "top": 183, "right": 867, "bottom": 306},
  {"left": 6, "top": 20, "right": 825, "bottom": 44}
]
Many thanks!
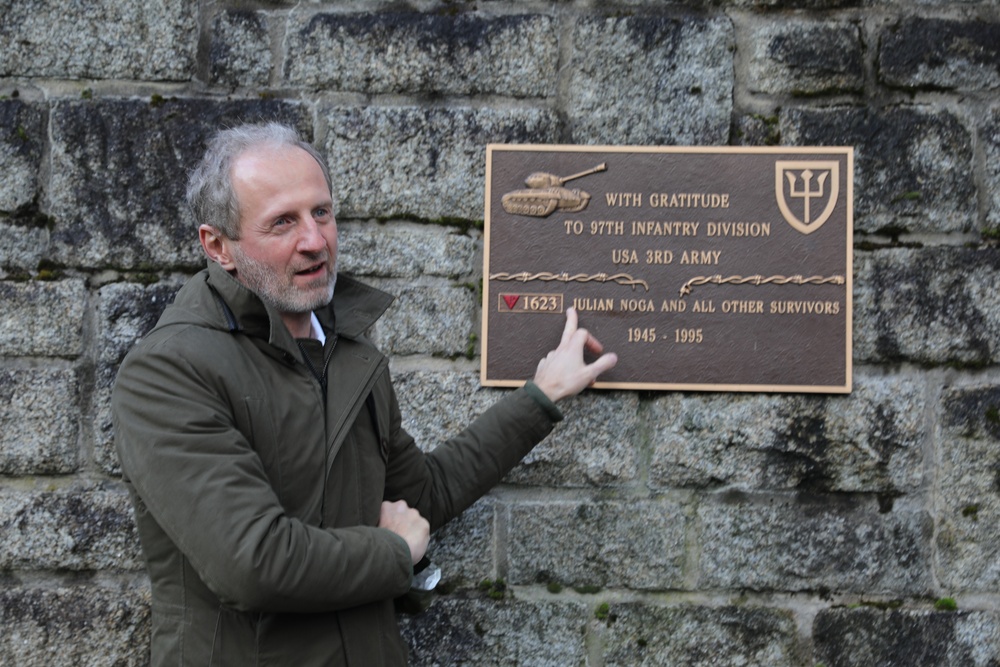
[{"left": 228, "top": 244, "right": 337, "bottom": 316}]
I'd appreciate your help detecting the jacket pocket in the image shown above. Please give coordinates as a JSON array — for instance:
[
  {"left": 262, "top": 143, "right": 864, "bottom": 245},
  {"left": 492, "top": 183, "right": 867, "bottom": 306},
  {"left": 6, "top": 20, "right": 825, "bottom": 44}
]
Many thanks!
[{"left": 209, "top": 606, "right": 257, "bottom": 667}]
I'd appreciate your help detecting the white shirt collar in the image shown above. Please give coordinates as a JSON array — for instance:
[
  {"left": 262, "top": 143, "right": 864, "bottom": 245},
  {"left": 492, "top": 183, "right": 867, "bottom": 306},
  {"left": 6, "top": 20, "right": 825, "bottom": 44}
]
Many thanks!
[{"left": 310, "top": 311, "right": 326, "bottom": 344}]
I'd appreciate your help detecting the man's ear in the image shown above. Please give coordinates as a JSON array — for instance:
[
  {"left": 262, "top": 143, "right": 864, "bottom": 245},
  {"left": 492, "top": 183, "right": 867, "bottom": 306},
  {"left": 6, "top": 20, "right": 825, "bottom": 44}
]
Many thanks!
[{"left": 199, "top": 225, "right": 236, "bottom": 270}]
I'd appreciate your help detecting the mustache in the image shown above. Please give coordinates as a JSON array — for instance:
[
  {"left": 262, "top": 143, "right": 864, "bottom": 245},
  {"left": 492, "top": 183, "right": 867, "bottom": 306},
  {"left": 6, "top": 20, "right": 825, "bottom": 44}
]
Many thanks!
[{"left": 293, "top": 250, "right": 332, "bottom": 272}]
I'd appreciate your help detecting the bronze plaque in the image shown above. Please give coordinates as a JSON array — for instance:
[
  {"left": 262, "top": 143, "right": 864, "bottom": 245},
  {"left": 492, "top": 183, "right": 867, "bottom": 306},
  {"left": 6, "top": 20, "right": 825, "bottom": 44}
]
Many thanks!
[{"left": 481, "top": 145, "right": 853, "bottom": 393}]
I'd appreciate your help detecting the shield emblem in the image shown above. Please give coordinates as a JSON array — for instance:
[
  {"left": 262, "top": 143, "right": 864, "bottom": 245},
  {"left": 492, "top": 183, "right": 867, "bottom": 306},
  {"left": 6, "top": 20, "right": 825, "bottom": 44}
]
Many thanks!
[{"left": 775, "top": 161, "right": 840, "bottom": 235}]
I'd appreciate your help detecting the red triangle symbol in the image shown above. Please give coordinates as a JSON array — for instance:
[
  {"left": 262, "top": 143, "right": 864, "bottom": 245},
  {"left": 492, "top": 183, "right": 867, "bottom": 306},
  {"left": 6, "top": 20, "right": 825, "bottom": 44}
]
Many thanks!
[{"left": 503, "top": 294, "right": 520, "bottom": 310}]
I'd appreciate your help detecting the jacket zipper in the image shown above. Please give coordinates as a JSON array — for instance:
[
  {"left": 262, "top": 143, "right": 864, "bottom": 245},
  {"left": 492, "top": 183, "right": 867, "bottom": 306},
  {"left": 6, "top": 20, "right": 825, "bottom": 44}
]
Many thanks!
[
  {"left": 297, "top": 335, "right": 339, "bottom": 396},
  {"left": 320, "top": 335, "right": 338, "bottom": 390},
  {"left": 309, "top": 335, "right": 338, "bottom": 527}
]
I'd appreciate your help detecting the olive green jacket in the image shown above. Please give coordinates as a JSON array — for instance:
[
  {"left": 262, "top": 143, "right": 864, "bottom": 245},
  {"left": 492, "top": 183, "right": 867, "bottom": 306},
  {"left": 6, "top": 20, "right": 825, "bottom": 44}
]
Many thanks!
[{"left": 112, "top": 262, "right": 561, "bottom": 666}]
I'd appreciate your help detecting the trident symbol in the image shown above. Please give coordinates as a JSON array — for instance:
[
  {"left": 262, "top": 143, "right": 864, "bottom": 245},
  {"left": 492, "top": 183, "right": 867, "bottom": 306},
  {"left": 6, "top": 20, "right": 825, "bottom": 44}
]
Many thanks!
[
  {"left": 786, "top": 169, "right": 829, "bottom": 224},
  {"left": 774, "top": 160, "right": 840, "bottom": 235}
]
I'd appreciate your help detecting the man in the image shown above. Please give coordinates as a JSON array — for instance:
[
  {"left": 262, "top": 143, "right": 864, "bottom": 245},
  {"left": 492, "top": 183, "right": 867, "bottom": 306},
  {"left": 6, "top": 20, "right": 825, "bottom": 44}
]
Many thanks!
[{"left": 112, "top": 122, "right": 617, "bottom": 666}]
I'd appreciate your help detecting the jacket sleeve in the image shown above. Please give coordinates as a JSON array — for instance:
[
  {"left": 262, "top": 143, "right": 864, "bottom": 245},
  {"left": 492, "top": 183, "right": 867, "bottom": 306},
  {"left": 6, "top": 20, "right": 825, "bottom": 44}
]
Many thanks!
[
  {"left": 112, "top": 333, "right": 413, "bottom": 614},
  {"left": 381, "top": 378, "right": 562, "bottom": 531}
]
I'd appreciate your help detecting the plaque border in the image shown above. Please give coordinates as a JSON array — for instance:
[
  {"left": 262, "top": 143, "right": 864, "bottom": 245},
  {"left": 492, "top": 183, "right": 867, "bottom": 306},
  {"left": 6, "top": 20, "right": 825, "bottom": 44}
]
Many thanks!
[{"left": 481, "top": 144, "right": 854, "bottom": 394}]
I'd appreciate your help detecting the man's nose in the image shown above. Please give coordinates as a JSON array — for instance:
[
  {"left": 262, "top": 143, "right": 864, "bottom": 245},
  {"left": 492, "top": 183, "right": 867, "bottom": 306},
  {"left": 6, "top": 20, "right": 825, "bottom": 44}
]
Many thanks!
[{"left": 297, "top": 216, "right": 327, "bottom": 253}]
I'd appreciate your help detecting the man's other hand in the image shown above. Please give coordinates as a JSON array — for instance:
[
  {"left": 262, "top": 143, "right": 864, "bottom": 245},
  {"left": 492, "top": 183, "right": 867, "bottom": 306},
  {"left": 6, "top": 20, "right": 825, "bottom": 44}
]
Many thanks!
[
  {"left": 533, "top": 307, "right": 618, "bottom": 402},
  {"left": 378, "top": 500, "right": 430, "bottom": 565}
]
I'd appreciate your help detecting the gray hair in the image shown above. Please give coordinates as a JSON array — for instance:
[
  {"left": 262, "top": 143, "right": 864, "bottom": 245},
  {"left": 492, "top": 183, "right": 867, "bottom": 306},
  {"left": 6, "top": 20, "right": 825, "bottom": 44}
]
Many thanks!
[{"left": 185, "top": 122, "right": 333, "bottom": 240}]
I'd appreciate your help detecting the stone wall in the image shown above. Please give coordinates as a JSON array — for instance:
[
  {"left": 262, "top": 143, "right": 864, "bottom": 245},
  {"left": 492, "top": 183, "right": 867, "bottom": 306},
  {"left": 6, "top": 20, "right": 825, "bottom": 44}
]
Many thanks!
[{"left": 1, "top": 1, "right": 998, "bottom": 665}]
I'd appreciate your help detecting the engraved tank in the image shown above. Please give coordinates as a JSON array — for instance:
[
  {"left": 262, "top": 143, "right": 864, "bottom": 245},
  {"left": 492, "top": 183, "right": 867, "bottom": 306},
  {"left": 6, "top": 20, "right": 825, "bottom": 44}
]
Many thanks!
[{"left": 501, "top": 163, "right": 607, "bottom": 217}]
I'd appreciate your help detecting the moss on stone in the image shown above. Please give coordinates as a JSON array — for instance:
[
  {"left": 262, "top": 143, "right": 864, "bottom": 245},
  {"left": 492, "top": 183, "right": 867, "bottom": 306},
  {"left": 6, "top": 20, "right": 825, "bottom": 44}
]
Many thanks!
[
  {"left": 34, "top": 260, "right": 64, "bottom": 281},
  {"left": 133, "top": 272, "right": 160, "bottom": 286},
  {"left": 573, "top": 584, "right": 602, "bottom": 595},
  {"left": 478, "top": 578, "right": 507, "bottom": 600},
  {"left": 934, "top": 597, "right": 958, "bottom": 611},
  {"left": 857, "top": 599, "right": 903, "bottom": 611}
]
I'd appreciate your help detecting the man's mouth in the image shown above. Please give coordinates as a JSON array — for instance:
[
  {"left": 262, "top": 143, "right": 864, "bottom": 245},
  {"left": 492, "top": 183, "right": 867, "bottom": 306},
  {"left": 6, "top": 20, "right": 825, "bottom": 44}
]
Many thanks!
[{"left": 296, "top": 261, "right": 326, "bottom": 278}]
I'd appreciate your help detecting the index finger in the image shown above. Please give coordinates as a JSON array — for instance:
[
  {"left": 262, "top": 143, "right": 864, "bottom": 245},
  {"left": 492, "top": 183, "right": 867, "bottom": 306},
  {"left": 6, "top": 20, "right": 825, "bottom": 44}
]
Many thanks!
[{"left": 560, "top": 307, "right": 579, "bottom": 347}]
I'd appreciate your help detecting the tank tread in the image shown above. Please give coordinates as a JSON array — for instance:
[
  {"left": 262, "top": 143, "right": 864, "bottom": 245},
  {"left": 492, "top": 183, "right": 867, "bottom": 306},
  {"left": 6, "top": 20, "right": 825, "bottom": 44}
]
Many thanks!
[{"left": 501, "top": 196, "right": 557, "bottom": 217}]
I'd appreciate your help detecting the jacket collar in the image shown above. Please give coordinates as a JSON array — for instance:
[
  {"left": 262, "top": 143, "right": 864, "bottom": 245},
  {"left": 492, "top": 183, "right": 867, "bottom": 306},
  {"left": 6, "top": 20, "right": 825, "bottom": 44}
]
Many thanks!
[{"left": 203, "top": 261, "right": 394, "bottom": 350}]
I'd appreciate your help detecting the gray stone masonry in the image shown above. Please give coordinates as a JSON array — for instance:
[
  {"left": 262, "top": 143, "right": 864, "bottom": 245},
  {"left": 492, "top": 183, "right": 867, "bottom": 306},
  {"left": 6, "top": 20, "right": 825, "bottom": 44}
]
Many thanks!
[
  {"left": 567, "top": 15, "right": 734, "bottom": 145},
  {"left": 0, "top": 579, "right": 150, "bottom": 667},
  {"left": 211, "top": 10, "right": 272, "bottom": 88},
  {"left": 1, "top": 1, "right": 1000, "bottom": 665},
  {"left": 649, "top": 373, "right": 925, "bottom": 493},
  {"left": 813, "top": 607, "right": 1000, "bottom": 667},
  {"left": 782, "top": 107, "right": 976, "bottom": 235},
  {"left": 0, "top": 1, "right": 196, "bottom": 80},
  {"left": 507, "top": 496, "right": 688, "bottom": 590},
  {"left": 284, "top": 12, "right": 560, "bottom": 97},
  {"left": 936, "top": 384, "right": 1000, "bottom": 593},
  {"left": 0, "top": 100, "right": 45, "bottom": 213},
  {"left": 698, "top": 492, "right": 933, "bottom": 595},
  {"left": 879, "top": 17, "right": 1000, "bottom": 91},
  {"left": 0, "top": 280, "right": 86, "bottom": 357},
  {"left": 323, "top": 105, "right": 561, "bottom": 221},
  {"left": 854, "top": 248, "right": 1000, "bottom": 365},
  {"left": 987, "top": 107, "right": 1000, "bottom": 235},
  {"left": 744, "top": 18, "right": 864, "bottom": 96},
  {"left": 0, "top": 366, "right": 81, "bottom": 475},
  {"left": 0, "top": 481, "right": 141, "bottom": 572},
  {"left": 400, "top": 597, "right": 591, "bottom": 666},
  {"left": 598, "top": 603, "right": 800, "bottom": 667}
]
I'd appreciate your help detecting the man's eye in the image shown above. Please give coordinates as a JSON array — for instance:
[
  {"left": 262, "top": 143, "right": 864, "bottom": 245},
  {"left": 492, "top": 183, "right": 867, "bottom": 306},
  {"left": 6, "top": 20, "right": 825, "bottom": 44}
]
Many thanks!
[
  {"left": 273, "top": 217, "right": 291, "bottom": 227},
  {"left": 314, "top": 207, "right": 331, "bottom": 219}
]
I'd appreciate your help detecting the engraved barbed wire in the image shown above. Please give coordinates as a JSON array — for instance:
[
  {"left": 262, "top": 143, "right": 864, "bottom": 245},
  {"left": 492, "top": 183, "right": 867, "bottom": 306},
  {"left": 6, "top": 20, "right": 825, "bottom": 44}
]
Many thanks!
[
  {"left": 679, "top": 274, "right": 845, "bottom": 297},
  {"left": 490, "top": 271, "right": 649, "bottom": 291}
]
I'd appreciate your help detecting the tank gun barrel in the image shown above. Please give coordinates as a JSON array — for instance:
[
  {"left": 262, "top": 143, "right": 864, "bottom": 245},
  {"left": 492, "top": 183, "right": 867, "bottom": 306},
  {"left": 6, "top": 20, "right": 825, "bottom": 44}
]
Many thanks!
[{"left": 558, "top": 162, "right": 607, "bottom": 185}]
